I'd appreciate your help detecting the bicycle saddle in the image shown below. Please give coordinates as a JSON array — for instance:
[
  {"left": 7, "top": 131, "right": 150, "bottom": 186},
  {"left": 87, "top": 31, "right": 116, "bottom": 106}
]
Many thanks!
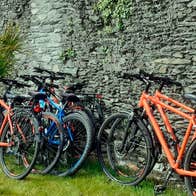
[
  {"left": 64, "top": 82, "right": 85, "bottom": 93},
  {"left": 6, "top": 93, "right": 31, "bottom": 104},
  {"left": 29, "top": 92, "right": 47, "bottom": 100},
  {"left": 61, "top": 93, "right": 80, "bottom": 103}
]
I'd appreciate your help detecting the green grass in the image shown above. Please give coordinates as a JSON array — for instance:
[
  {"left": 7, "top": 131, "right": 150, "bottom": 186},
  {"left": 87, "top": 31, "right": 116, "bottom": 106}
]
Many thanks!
[{"left": 0, "top": 158, "right": 188, "bottom": 196}]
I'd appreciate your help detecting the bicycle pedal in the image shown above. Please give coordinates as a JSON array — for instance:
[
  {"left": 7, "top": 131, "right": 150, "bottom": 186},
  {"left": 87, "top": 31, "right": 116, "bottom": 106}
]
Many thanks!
[{"left": 154, "top": 185, "right": 166, "bottom": 195}]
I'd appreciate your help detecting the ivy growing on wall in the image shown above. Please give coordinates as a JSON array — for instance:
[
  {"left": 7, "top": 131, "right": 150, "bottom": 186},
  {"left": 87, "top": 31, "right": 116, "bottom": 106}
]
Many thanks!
[
  {"left": 60, "top": 48, "right": 77, "bottom": 64},
  {"left": 96, "top": 0, "right": 131, "bottom": 31}
]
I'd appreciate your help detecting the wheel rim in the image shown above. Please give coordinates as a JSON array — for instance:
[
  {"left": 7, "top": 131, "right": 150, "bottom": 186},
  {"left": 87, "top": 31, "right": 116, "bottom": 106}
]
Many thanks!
[{"left": 0, "top": 114, "right": 38, "bottom": 178}]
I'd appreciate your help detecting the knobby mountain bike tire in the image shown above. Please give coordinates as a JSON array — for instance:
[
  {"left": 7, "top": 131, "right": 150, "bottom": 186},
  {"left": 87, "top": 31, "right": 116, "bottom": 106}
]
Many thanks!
[
  {"left": 97, "top": 112, "right": 153, "bottom": 185},
  {"left": 80, "top": 106, "right": 98, "bottom": 151},
  {"left": 33, "top": 112, "right": 64, "bottom": 174},
  {"left": 76, "top": 110, "right": 95, "bottom": 153},
  {"left": 52, "top": 111, "right": 92, "bottom": 176},
  {"left": 68, "top": 105, "right": 96, "bottom": 151},
  {"left": 184, "top": 139, "right": 196, "bottom": 196},
  {"left": 0, "top": 109, "right": 40, "bottom": 179}
]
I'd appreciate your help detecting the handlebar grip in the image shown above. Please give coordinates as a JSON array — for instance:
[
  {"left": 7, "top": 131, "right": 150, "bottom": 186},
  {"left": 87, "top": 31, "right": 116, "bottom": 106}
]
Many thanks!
[
  {"left": 33, "top": 67, "right": 52, "bottom": 75},
  {"left": 122, "top": 73, "right": 141, "bottom": 80},
  {"left": 34, "top": 67, "right": 60, "bottom": 77},
  {"left": 16, "top": 82, "right": 31, "bottom": 88},
  {"left": 20, "top": 75, "right": 31, "bottom": 81},
  {"left": 0, "top": 78, "right": 31, "bottom": 88},
  {"left": 56, "top": 71, "right": 73, "bottom": 77},
  {"left": 33, "top": 67, "right": 43, "bottom": 73},
  {"left": 52, "top": 76, "right": 65, "bottom": 80}
]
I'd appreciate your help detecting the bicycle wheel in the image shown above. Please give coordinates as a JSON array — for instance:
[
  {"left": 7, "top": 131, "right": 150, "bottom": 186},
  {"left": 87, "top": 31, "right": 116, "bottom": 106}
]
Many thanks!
[
  {"left": 97, "top": 112, "right": 153, "bottom": 185},
  {"left": 68, "top": 104, "right": 96, "bottom": 151},
  {"left": 81, "top": 107, "right": 97, "bottom": 151},
  {"left": 33, "top": 112, "right": 64, "bottom": 174},
  {"left": 184, "top": 139, "right": 196, "bottom": 196},
  {"left": 52, "top": 111, "right": 92, "bottom": 176},
  {"left": 0, "top": 109, "right": 39, "bottom": 179}
]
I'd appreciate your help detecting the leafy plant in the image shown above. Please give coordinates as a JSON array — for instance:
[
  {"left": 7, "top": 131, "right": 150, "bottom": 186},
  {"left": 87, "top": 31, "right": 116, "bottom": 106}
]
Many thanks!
[
  {"left": 96, "top": 0, "right": 132, "bottom": 31},
  {"left": 61, "top": 48, "right": 77, "bottom": 63},
  {"left": 0, "top": 22, "right": 22, "bottom": 77}
]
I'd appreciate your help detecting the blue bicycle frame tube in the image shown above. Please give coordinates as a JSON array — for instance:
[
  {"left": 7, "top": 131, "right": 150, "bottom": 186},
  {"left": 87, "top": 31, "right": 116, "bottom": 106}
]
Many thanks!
[{"left": 39, "top": 88, "right": 74, "bottom": 141}]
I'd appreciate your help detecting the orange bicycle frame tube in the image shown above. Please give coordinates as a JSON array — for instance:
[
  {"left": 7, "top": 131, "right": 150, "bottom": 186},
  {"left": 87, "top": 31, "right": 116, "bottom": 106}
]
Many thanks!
[
  {"left": 0, "top": 99, "right": 14, "bottom": 147},
  {"left": 139, "top": 91, "right": 196, "bottom": 177}
]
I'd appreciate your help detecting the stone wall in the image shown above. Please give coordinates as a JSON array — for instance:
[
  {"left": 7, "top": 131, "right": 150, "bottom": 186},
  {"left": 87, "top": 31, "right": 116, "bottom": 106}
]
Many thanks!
[
  {"left": 0, "top": 0, "right": 196, "bottom": 109},
  {"left": 62, "top": 0, "right": 196, "bottom": 114}
]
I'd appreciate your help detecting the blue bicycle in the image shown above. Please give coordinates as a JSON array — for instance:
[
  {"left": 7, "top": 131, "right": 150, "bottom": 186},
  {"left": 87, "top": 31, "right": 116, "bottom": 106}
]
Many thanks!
[
  {"left": 24, "top": 90, "right": 64, "bottom": 174},
  {"left": 21, "top": 72, "right": 93, "bottom": 176}
]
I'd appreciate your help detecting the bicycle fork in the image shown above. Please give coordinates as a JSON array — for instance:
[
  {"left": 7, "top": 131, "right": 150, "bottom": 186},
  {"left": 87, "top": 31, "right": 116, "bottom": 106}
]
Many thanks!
[
  {"left": 154, "top": 168, "right": 174, "bottom": 195},
  {"left": 119, "top": 116, "right": 139, "bottom": 154}
]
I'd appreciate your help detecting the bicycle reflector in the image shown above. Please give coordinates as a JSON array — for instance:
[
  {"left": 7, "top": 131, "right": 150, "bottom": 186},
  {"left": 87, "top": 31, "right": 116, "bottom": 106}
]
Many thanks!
[
  {"left": 33, "top": 100, "right": 46, "bottom": 113},
  {"left": 96, "top": 94, "right": 103, "bottom": 99}
]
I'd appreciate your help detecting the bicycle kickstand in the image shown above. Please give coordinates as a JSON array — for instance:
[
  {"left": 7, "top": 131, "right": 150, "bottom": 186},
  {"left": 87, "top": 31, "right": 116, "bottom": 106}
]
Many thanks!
[{"left": 154, "top": 168, "right": 173, "bottom": 195}]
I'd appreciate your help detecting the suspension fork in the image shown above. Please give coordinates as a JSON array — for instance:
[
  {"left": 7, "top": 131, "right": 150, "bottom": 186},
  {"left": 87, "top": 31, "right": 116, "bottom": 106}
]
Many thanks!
[{"left": 119, "top": 115, "right": 138, "bottom": 152}]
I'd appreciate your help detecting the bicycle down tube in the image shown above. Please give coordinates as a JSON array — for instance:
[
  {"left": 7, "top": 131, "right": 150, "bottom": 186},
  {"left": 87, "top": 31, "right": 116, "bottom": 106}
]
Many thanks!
[
  {"left": 0, "top": 100, "right": 14, "bottom": 147},
  {"left": 139, "top": 90, "right": 196, "bottom": 177}
]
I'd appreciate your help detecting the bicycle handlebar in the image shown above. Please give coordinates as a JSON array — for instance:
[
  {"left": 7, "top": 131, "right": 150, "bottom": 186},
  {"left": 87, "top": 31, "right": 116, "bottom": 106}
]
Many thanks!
[
  {"left": 33, "top": 67, "right": 73, "bottom": 78},
  {"left": 33, "top": 67, "right": 52, "bottom": 74},
  {"left": 20, "top": 74, "right": 42, "bottom": 84},
  {"left": 20, "top": 74, "right": 59, "bottom": 95},
  {"left": 139, "top": 70, "right": 182, "bottom": 87},
  {"left": 122, "top": 70, "right": 182, "bottom": 88},
  {"left": 0, "top": 78, "right": 31, "bottom": 88}
]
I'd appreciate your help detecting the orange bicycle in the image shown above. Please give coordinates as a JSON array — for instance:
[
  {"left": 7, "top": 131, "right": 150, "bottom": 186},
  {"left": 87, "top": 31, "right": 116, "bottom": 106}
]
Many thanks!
[
  {"left": 0, "top": 78, "right": 39, "bottom": 179},
  {"left": 97, "top": 70, "right": 196, "bottom": 195}
]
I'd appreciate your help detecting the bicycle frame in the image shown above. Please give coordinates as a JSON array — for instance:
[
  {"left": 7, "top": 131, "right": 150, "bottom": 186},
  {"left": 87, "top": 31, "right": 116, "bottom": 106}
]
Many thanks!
[
  {"left": 39, "top": 89, "right": 74, "bottom": 141},
  {"left": 0, "top": 99, "right": 14, "bottom": 147},
  {"left": 139, "top": 90, "right": 196, "bottom": 177}
]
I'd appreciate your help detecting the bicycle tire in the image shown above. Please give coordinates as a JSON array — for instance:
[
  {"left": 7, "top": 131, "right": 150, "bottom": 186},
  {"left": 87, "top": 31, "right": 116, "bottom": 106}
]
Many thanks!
[
  {"left": 67, "top": 100, "right": 104, "bottom": 152},
  {"left": 97, "top": 112, "right": 153, "bottom": 185},
  {"left": 72, "top": 103, "right": 96, "bottom": 147},
  {"left": 0, "top": 109, "right": 39, "bottom": 179},
  {"left": 33, "top": 112, "right": 64, "bottom": 174},
  {"left": 81, "top": 107, "right": 98, "bottom": 151},
  {"left": 52, "top": 111, "right": 92, "bottom": 176},
  {"left": 184, "top": 139, "right": 196, "bottom": 196}
]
